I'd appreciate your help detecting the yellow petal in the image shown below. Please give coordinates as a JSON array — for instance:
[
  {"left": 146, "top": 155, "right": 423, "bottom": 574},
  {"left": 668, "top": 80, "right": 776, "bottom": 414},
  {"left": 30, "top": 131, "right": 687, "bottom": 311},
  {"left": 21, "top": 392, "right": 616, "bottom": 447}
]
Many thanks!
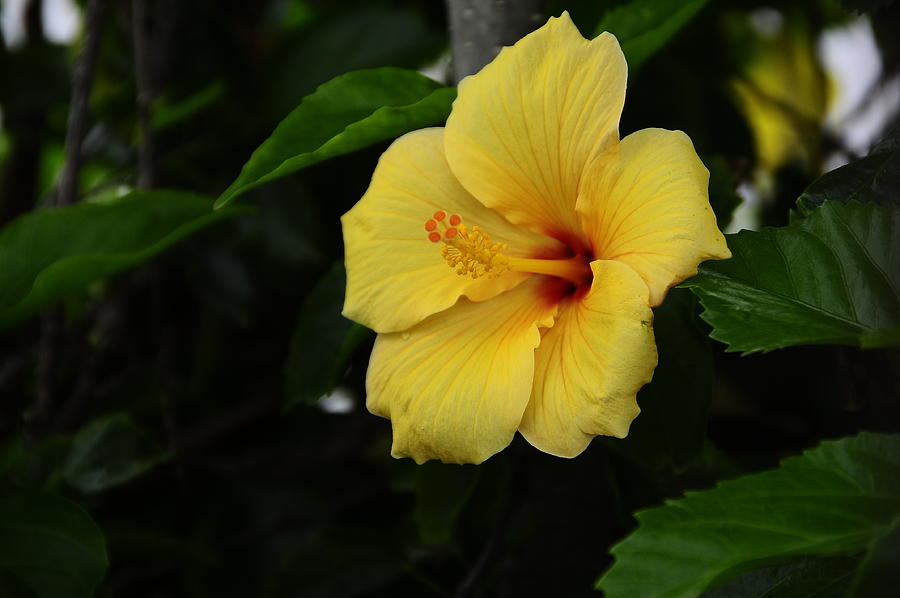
[
  {"left": 519, "top": 260, "right": 657, "bottom": 458},
  {"left": 577, "top": 128, "right": 731, "bottom": 307},
  {"left": 342, "top": 128, "right": 553, "bottom": 333},
  {"left": 367, "top": 278, "right": 557, "bottom": 464},
  {"left": 444, "top": 12, "right": 626, "bottom": 238}
]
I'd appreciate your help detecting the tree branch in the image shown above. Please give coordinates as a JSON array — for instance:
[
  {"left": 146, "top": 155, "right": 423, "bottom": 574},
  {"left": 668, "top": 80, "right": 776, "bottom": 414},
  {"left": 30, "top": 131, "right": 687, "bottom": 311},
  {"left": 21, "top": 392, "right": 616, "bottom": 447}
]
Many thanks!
[
  {"left": 132, "top": 0, "right": 157, "bottom": 189},
  {"left": 30, "top": 0, "right": 108, "bottom": 442},
  {"left": 56, "top": 0, "right": 108, "bottom": 207}
]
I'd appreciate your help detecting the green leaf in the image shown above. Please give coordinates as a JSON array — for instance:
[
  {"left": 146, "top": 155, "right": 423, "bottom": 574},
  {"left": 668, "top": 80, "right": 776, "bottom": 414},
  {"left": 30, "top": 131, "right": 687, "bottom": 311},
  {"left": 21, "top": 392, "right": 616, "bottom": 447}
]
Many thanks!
[
  {"left": 618, "top": 289, "right": 712, "bottom": 468},
  {"left": 701, "top": 555, "right": 858, "bottom": 597},
  {"left": 266, "top": 6, "right": 443, "bottom": 115},
  {"left": 684, "top": 201, "right": 900, "bottom": 353},
  {"left": 215, "top": 68, "right": 455, "bottom": 208},
  {"left": 0, "top": 189, "right": 245, "bottom": 330},
  {"left": 413, "top": 462, "right": 481, "bottom": 546},
  {"left": 283, "top": 262, "right": 373, "bottom": 408},
  {"left": 594, "top": 0, "right": 709, "bottom": 72},
  {"left": 0, "top": 488, "right": 108, "bottom": 598},
  {"left": 151, "top": 80, "right": 225, "bottom": 131},
  {"left": 0, "top": 436, "right": 26, "bottom": 479},
  {"left": 848, "top": 516, "right": 900, "bottom": 598},
  {"left": 63, "top": 414, "right": 170, "bottom": 494},
  {"left": 597, "top": 432, "right": 900, "bottom": 598},
  {"left": 797, "top": 125, "right": 899, "bottom": 216}
]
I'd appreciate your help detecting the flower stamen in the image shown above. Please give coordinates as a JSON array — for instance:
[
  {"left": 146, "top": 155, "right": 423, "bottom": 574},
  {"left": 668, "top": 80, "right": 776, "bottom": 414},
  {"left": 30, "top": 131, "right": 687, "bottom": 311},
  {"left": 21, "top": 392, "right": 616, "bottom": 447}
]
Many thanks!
[
  {"left": 424, "top": 211, "right": 593, "bottom": 284},
  {"left": 424, "top": 211, "right": 509, "bottom": 279}
]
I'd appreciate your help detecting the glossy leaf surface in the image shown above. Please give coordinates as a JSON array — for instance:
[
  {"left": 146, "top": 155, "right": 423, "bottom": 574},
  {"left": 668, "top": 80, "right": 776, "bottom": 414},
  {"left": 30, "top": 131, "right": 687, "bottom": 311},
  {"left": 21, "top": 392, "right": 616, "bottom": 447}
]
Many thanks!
[
  {"left": 685, "top": 201, "right": 900, "bottom": 352},
  {"left": 598, "top": 432, "right": 900, "bottom": 598},
  {"left": 216, "top": 68, "right": 455, "bottom": 208}
]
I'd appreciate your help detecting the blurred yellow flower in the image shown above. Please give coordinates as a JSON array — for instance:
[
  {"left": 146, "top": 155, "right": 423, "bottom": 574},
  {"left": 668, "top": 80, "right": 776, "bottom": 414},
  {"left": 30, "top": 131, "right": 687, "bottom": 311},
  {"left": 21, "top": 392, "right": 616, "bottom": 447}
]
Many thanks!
[
  {"left": 731, "top": 12, "right": 831, "bottom": 175},
  {"left": 341, "top": 13, "right": 730, "bottom": 464}
]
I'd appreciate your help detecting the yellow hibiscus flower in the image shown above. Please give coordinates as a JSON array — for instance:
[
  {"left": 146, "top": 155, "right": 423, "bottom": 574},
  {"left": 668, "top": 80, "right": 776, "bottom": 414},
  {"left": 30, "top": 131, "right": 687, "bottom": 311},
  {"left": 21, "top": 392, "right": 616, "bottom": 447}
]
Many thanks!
[{"left": 341, "top": 13, "right": 730, "bottom": 464}]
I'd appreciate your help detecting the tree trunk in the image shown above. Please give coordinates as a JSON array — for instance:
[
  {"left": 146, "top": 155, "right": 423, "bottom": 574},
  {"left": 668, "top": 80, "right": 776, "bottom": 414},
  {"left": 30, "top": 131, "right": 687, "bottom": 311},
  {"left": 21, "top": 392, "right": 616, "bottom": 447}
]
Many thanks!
[{"left": 445, "top": 0, "right": 544, "bottom": 84}]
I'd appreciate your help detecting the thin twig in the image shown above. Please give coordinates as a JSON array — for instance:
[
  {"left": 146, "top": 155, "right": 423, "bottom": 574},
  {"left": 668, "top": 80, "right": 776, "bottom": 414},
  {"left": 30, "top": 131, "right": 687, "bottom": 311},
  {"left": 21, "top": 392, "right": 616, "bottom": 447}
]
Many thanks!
[
  {"left": 56, "top": 0, "right": 108, "bottom": 207},
  {"left": 453, "top": 474, "right": 512, "bottom": 598},
  {"left": 132, "top": 0, "right": 157, "bottom": 188},
  {"left": 30, "top": 0, "right": 108, "bottom": 441},
  {"left": 53, "top": 296, "right": 123, "bottom": 432}
]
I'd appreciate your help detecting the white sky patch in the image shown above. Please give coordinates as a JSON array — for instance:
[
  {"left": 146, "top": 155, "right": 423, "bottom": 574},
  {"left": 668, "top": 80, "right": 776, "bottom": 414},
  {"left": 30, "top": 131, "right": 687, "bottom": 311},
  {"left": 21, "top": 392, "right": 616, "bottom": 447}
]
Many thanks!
[
  {"left": 733, "top": 13, "right": 899, "bottom": 225},
  {"left": 2, "top": 0, "right": 81, "bottom": 48},
  {"left": 318, "top": 386, "right": 356, "bottom": 414},
  {"left": 819, "top": 16, "right": 900, "bottom": 156},
  {"left": 419, "top": 51, "right": 451, "bottom": 85},
  {"left": 1, "top": 0, "right": 28, "bottom": 47},
  {"left": 43, "top": 0, "right": 81, "bottom": 45},
  {"left": 726, "top": 181, "right": 764, "bottom": 233},
  {"left": 837, "top": 73, "right": 900, "bottom": 155}
]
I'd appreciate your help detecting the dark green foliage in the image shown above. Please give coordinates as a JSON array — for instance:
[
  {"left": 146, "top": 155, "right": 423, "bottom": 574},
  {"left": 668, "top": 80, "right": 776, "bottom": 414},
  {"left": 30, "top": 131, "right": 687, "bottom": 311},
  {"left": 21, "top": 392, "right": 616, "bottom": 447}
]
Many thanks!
[
  {"left": 839, "top": 0, "right": 897, "bottom": 14},
  {"left": 685, "top": 202, "right": 900, "bottom": 352},
  {"left": 413, "top": 462, "right": 481, "bottom": 545},
  {"left": 0, "top": 190, "right": 245, "bottom": 329},
  {"left": 283, "top": 262, "right": 372, "bottom": 407},
  {"left": 216, "top": 68, "right": 455, "bottom": 208},
  {"left": 848, "top": 517, "right": 900, "bottom": 598},
  {"left": 701, "top": 555, "right": 859, "bottom": 597},
  {"left": 63, "top": 414, "right": 169, "bottom": 494},
  {"left": 597, "top": 433, "right": 900, "bottom": 597},
  {"left": 264, "top": 5, "right": 444, "bottom": 116},
  {"left": 797, "top": 126, "right": 900, "bottom": 215},
  {"left": 0, "top": 489, "right": 108, "bottom": 598},
  {"left": 594, "top": 0, "right": 709, "bottom": 71},
  {"left": 618, "top": 289, "right": 713, "bottom": 468},
  {"left": 0, "top": 0, "right": 897, "bottom": 596}
]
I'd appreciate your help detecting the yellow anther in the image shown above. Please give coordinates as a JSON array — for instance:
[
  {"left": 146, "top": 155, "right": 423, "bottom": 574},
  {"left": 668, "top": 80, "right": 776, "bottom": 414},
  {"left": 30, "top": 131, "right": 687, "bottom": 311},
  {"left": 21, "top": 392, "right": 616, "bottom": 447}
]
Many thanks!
[
  {"left": 442, "top": 224, "right": 510, "bottom": 280},
  {"left": 425, "top": 211, "right": 592, "bottom": 284},
  {"left": 424, "top": 212, "right": 509, "bottom": 279}
]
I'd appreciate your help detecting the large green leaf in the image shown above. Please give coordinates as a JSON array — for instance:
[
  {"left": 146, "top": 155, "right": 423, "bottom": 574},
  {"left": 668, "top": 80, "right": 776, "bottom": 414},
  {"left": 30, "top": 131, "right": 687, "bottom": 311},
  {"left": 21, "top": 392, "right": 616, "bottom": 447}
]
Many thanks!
[
  {"left": 701, "top": 555, "right": 859, "bottom": 597},
  {"left": 594, "top": 0, "right": 709, "bottom": 72},
  {"left": 283, "top": 262, "right": 373, "bottom": 408},
  {"left": 63, "top": 414, "right": 170, "bottom": 494},
  {"left": 0, "top": 489, "right": 108, "bottom": 598},
  {"left": 848, "top": 516, "right": 900, "bottom": 598},
  {"left": 0, "top": 190, "right": 245, "bottom": 330},
  {"left": 797, "top": 125, "right": 899, "bottom": 215},
  {"left": 597, "top": 432, "right": 900, "bottom": 598},
  {"left": 215, "top": 68, "right": 455, "bottom": 208},
  {"left": 684, "top": 201, "right": 900, "bottom": 353}
]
